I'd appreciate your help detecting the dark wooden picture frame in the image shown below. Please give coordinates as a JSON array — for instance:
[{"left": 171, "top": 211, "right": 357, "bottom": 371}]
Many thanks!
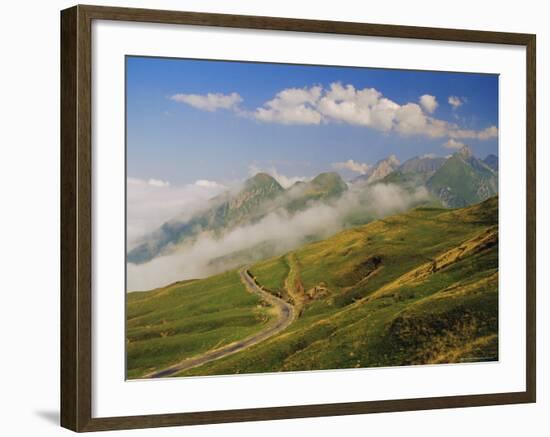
[{"left": 60, "top": 4, "right": 536, "bottom": 432}]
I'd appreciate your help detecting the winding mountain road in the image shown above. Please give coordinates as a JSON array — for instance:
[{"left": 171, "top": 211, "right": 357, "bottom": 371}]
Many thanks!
[{"left": 145, "top": 267, "right": 295, "bottom": 378}]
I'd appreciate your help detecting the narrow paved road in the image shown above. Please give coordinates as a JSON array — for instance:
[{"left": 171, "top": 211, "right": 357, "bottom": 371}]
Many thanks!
[{"left": 145, "top": 267, "right": 295, "bottom": 378}]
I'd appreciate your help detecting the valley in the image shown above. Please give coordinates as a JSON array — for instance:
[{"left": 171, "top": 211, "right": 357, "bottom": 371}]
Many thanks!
[
  {"left": 127, "top": 196, "right": 498, "bottom": 378},
  {"left": 127, "top": 145, "right": 498, "bottom": 293}
]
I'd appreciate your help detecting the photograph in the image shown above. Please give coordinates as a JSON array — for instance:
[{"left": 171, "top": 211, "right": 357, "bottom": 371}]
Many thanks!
[{"left": 125, "top": 57, "right": 500, "bottom": 380}]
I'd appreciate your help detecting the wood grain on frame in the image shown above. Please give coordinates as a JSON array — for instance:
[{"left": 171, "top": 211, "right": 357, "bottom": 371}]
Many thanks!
[{"left": 60, "top": 4, "right": 536, "bottom": 432}]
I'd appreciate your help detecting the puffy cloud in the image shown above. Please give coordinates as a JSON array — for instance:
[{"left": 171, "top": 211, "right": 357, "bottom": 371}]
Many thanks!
[
  {"left": 394, "top": 103, "right": 427, "bottom": 135},
  {"left": 476, "top": 125, "right": 499, "bottom": 140},
  {"left": 448, "top": 95, "right": 464, "bottom": 108},
  {"left": 170, "top": 92, "right": 242, "bottom": 112},
  {"left": 171, "top": 84, "right": 496, "bottom": 141},
  {"left": 443, "top": 139, "right": 466, "bottom": 149},
  {"left": 368, "top": 98, "right": 400, "bottom": 131},
  {"left": 332, "top": 159, "right": 371, "bottom": 175},
  {"left": 449, "top": 125, "right": 498, "bottom": 140},
  {"left": 315, "top": 83, "right": 390, "bottom": 128},
  {"left": 254, "top": 86, "right": 323, "bottom": 125},
  {"left": 194, "top": 179, "right": 226, "bottom": 189},
  {"left": 419, "top": 94, "right": 438, "bottom": 113},
  {"left": 314, "top": 83, "right": 400, "bottom": 131},
  {"left": 253, "top": 83, "right": 496, "bottom": 141},
  {"left": 128, "top": 177, "right": 171, "bottom": 188},
  {"left": 147, "top": 178, "right": 170, "bottom": 187}
]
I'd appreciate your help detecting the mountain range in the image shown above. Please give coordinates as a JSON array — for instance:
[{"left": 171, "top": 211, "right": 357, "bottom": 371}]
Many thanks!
[
  {"left": 426, "top": 146, "right": 498, "bottom": 208},
  {"left": 128, "top": 145, "right": 498, "bottom": 267},
  {"left": 128, "top": 171, "right": 348, "bottom": 264},
  {"left": 362, "top": 146, "right": 497, "bottom": 208},
  {"left": 353, "top": 154, "right": 401, "bottom": 184}
]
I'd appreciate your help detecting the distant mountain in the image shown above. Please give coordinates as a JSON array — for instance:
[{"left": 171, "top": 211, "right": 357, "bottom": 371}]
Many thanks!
[
  {"left": 369, "top": 148, "right": 497, "bottom": 208},
  {"left": 483, "top": 154, "right": 499, "bottom": 171},
  {"left": 353, "top": 155, "right": 400, "bottom": 184},
  {"left": 400, "top": 155, "right": 447, "bottom": 174},
  {"left": 309, "top": 172, "right": 348, "bottom": 195},
  {"left": 225, "top": 173, "right": 284, "bottom": 223},
  {"left": 128, "top": 147, "right": 498, "bottom": 267},
  {"left": 128, "top": 173, "right": 284, "bottom": 264},
  {"left": 381, "top": 155, "right": 447, "bottom": 189},
  {"left": 426, "top": 146, "right": 498, "bottom": 208},
  {"left": 128, "top": 172, "right": 348, "bottom": 264},
  {"left": 286, "top": 172, "right": 347, "bottom": 211}
]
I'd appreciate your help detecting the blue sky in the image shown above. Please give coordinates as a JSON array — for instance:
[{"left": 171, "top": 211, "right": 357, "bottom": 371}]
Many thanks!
[{"left": 126, "top": 56, "right": 498, "bottom": 186}]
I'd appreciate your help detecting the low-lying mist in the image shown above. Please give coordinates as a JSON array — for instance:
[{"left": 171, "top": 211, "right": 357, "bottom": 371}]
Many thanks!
[
  {"left": 127, "top": 177, "right": 228, "bottom": 250},
  {"left": 127, "top": 183, "right": 429, "bottom": 291}
]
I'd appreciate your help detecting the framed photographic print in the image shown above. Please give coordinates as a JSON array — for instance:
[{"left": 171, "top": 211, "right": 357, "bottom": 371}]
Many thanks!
[{"left": 60, "top": 4, "right": 536, "bottom": 432}]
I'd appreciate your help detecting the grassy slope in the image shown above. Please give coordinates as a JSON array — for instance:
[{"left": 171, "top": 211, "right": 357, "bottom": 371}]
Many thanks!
[
  {"left": 126, "top": 271, "right": 274, "bottom": 378},
  {"left": 427, "top": 155, "right": 497, "bottom": 205},
  {"left": 176, "top": 196, "right": 498, "bottom": 376},
  {"left": 248, "top": 256, "right": 288, "bottom": 292}
]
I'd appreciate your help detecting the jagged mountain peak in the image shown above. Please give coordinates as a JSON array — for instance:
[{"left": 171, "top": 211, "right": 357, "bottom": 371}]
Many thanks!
[
  {"left": 364, "top": 155, "right": 401, "bottom": 183},
  {"left": 456, "top": 145, "right": 473, "bottom": 159},
  {"left": 399, "top": 155, "right": 447, "bottom": 174},
  {"left": 230, "top": 173, "right": 284, "bottom": 211},
  {"left": 387, "top": 154, "right": 400, "bottom": 167},
  {"left": 355, "top": 154, "right": 401, "bottom": 184},
  {"left": 244, "top": 172, "right": 283, "bottom": 191},
  {"left": 427, "top": 148, "right": 498, "bottom": 208}
]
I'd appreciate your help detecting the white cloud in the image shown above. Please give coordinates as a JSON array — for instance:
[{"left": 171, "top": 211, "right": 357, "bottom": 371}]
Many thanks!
[
  {"left": 318, "top": 83, "right": 401, "bottom": 131},
  {"left": 254, "top": 86, "right": 323, "bottom": 125},
  {"left": 127, "top": 177, "right": 227, "bottom": 250},
  {"left": 128, "top": 177, "right": 171, "bottom": 188},
  {"left": 170, "top": 84, "right": 496, "bottom": 141},
  {"left": 170, "top": 92, "right": 242, "bottom": 112},
  {"left": 394, "top": 103, "right": 428, "bottom": 135},
  {"left": 332, "top": 159, "right": 371, "bottom": 175},
  {"left": 448, "top": 95, "right": 464, "bottom": 108},
  {"left": 194, "top": 179, "right": 226, "bottom": 189},
  {"left": 316, "top": 83, "right": 391, "bottom": 128},
  {"left": 147, "top": 178, "right": 170, "bottom": 187},
  {"left": 449, "top": 125, "right": 498, "bottom": 140},
  {"left": 248, "top": 164, "right": 308, "bottom": 188},
  {"left": 252, "top": 82, "right": 496, "bottom": 141},
  {"left": 476, "top": 125, "right": 499, "bottom": 140},
  {"left": 443, "top": 139, "right": 466, "bottom": 149},
  {"left": 419, "top": 94, "right": 438, "bottom": 114}
]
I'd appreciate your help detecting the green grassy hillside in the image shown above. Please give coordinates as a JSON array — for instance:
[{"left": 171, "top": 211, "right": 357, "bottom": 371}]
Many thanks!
[
  {"left": 127, "top": 197, "right": 498, "bottom": 378},
  {"left": 427, "top": 150, "right": 497, "bottom": 207},
  {"left": 285, "top": 172, "right": 347, "bottom": 212},
  {"left": 126, "top": 270, "right": 275, "bottom": 378},
  {"left": 177, "top": 197, "right": 498, "bottom": 376}
]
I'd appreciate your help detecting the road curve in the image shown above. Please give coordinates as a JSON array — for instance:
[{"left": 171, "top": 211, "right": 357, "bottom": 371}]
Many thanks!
[{"left": 145, "top": 267, "right": 295, "bottom": 378}]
